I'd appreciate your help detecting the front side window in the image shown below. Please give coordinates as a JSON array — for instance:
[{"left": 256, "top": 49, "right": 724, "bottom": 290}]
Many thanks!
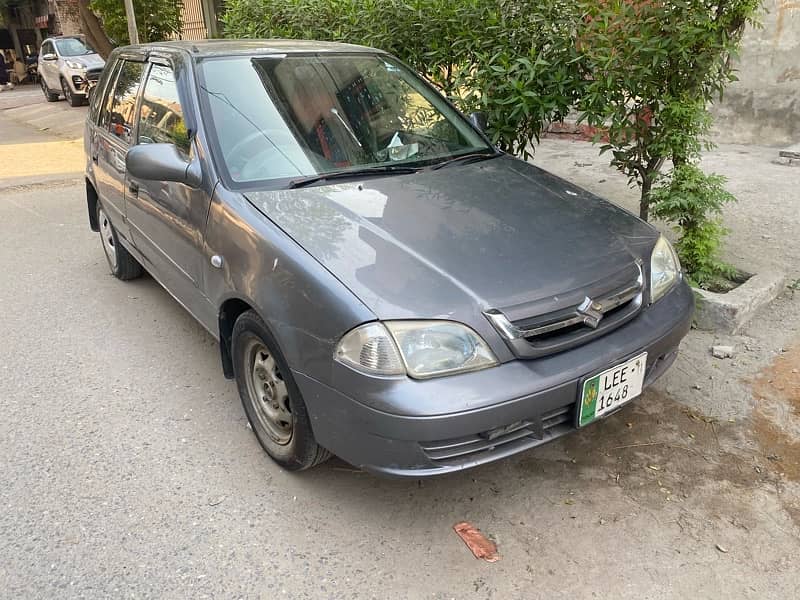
[
  {"left": 107, "top": 61, "right": 145, "bottom": 145},
  {"left": 137, "top": 64, "right": 189, "bottom": 155},
  {"left": 55, "top": 38, "right": 95, "bottom": 57},
  {"left": 199, "top": 54, "right": 490, "bottom": 185},
  {"left": 41, "top": 41, "right": 54, "bottom": 55}
]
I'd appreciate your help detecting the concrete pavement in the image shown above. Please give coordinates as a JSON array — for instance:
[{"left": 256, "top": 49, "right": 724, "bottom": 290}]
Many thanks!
[
  {"left": 1, "top": 110, "right": 799, "bottom": 599},
  {"left": 0, "top": 84, "right": 88, "bottom": 140},
  {"left": 0, "top": 85, "right": 85, "bottom": 184}
]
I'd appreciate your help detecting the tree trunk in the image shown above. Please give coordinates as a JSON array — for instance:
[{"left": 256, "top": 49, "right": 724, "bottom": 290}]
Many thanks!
[
  {"left": 77, "top": 0, "right": 114, "bottom": 59},
  {"left": 639, "top": 176, "right": 652, "bottom": 221}
]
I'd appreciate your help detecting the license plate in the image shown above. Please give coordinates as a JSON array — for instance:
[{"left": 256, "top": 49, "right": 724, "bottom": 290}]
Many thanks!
[{"left": 578, "top": 352, "right": 647, "bottom": 427}]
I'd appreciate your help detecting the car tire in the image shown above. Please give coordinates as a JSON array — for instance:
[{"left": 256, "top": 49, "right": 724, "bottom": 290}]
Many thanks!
[
  {"left": 61, "top": 77, "right": 82, "bottom": 107},
  {"left": 41, "top": 77, "right": 59, "bottom": 102},
  {"left": 232, "top": 310, "right": 331, "bottom": 471},
  {"left": 97, "top": 204, "right": 143, "bottom": 280}
]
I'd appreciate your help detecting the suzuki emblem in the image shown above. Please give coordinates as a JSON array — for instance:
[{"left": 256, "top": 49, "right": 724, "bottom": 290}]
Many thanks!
[{"left": 577, "top": 296, "right": 604, "bottom": 328}]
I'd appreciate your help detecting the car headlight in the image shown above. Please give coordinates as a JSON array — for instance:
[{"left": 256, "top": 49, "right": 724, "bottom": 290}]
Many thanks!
[
  {"left": 65, "top": 60, "right": 85, "bottom": 70},
  {"left": 335, "top": 320, "right": 497, "bottom": 379},
  {"left": 650, "top": 235, "right": 681, "bottom": 302}
]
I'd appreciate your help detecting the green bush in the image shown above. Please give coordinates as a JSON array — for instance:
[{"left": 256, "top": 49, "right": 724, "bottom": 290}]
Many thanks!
[{"left": 650, "top": 164, "right": 736, "bottom": 288}]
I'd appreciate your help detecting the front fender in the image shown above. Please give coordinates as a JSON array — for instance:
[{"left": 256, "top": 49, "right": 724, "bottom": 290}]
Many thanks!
[{"left": 203, "top": 186, "right": 376, "bottom": 385}]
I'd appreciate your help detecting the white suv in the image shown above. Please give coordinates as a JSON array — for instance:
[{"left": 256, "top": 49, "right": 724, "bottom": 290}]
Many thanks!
[{"left": 38, "top": 36, "right": 105, "bottom": 107}]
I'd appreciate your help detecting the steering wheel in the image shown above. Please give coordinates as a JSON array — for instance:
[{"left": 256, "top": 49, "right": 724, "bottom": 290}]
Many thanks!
[
  {"left": 225, "top": 129, "right": 300, "bottom": 179},
  {"left": 226, "top": 130, "right": 284, "bottom": 164}
]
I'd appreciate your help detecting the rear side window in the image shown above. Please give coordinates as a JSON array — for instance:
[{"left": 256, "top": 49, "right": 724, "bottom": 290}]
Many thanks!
[
  {"left": 106, "top": 60, "right": 145, "bottom": 145},
  {"left": 91, "top": 59, "right": 120, "bottom": 124},
  {"left": 138, "top": 64, "right": 190, "bottom": 155}
]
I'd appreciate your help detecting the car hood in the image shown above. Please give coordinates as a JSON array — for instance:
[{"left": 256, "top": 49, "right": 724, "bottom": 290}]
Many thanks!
[
  {"left": 66, "top": 53, "right": 105, "bottom": 69},
  {"left": 245, "top": 156, "right": 658, "bottom": 322}
]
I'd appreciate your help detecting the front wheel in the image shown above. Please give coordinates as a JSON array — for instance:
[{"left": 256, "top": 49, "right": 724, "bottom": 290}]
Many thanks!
[
  {"left": 232, "top": 310, "right": 331, "bottom": 471},
  {"left": 61, "top": 78, "right": 82, "bottom": 107},
  {"left": 97, "top": 204, "right": 142, "bottom": 280}
]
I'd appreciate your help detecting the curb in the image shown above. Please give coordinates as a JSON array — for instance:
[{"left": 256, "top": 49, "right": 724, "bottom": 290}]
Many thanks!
[
  {"left": 0, "top": 172, "right": 83, "bottom": 191},
  {"left": 693, "top": 271, "right": 787, "bottom": 334}
]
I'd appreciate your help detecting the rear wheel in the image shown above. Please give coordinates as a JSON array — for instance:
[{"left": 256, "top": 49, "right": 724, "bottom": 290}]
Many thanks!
[
  {"left": 232, "top": 310, "right": 331, "bottom": 471},
  {"left": 97, "top": 205, "right": 142, "bottom": 280},
  {"left": 41, "top": 76, "right": 58, "bottom": 102}
]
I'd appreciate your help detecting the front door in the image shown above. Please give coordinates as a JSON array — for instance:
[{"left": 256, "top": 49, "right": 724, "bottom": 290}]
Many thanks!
[
  {"left": 125, "top": 61, "right": 215, "bottom": 330},
  {"left": 93, "top": 59, "right": 146, "bottom": 241},
  {"left": 39, "top": 41, "right": 58, "bottom": 90}
]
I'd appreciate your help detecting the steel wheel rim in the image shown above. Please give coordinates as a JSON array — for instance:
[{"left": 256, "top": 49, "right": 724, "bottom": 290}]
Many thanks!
[
  {"left": 244, "top": 339, "right": 293, "bottom": 445},
  {"left": 98, "top": 208, "right": 117, "bottom": 270}
]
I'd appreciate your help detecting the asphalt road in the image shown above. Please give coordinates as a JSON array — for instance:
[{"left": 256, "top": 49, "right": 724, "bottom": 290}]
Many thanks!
[
  {"left": 1, "top": 110, "right": 798, "bottom": 599},
  {"left": 0, "top": 84, "right": 88, "bottom": 139}
]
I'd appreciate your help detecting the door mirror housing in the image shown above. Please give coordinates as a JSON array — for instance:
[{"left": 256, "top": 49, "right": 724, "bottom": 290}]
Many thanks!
[
  {"left": 41, "top": 53, "right": 57, "bottom": 61},
  {"left": 468, "top": 111, "right": 488, "bottom": 133},
  {"left": 126, "top": 143, "right": 202, "bottom": 187}
]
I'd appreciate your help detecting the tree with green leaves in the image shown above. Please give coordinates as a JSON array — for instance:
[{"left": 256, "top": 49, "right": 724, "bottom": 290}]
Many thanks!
[
  {"left": 89, "top": 0, "right": 182, "bottom": 47},
  {"left": 574, "top": 0, "right": 762, "bottom": 221}
]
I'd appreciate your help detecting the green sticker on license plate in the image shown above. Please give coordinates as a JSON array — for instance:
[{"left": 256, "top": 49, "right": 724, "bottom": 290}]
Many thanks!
[{"left": 579, "top": 352, "right": 647, "bottom": 427}]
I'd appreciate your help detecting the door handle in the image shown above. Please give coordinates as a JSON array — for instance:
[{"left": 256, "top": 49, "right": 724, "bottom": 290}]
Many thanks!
[{"left": 128, "top": 182, "right": 139, "bottom": 195}]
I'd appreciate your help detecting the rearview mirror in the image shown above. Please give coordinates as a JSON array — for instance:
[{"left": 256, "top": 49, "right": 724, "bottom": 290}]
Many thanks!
[
  {"left": 126, "top": 143, "right": 201, "bottom": 187},
  {"left": 42, "top": 53, "right": 57, "bottom": 61},
  {"left": 468, "top": 111, "right": 488, "bottom": 133}
]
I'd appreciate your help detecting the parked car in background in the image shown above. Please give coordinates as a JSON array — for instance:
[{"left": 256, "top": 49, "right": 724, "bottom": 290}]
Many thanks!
[
  {"left": 38, "top": 36, "right": 105, "bottom": 106},
  {"left": 85, "top": 40, "right": 694, "bottom": 476}
]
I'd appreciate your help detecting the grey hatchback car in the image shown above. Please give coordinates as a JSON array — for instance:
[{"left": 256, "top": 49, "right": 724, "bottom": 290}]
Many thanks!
[{"left": 85, "top": 40, "right": 693, "bottom": 476}]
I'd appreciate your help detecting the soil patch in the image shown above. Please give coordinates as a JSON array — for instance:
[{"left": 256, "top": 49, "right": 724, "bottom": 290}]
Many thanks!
[
  {"left": 548, "top": 389, "right": 758, "bottom": 499},
  {"left": 750, "top": 344, "right": 800, "bottom": 482}
]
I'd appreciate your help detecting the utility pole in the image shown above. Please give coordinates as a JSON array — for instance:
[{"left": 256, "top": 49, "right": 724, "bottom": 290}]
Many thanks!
[{"left": 123, "top": 0, "right": 140, "bottom": 44}]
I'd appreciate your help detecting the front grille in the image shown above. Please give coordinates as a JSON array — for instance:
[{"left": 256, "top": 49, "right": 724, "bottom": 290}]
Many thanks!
[
  {"left": 421, "top": 404, "right": 574, "bottom": 466},
  {"left": 485, "top": 262, "right": 644, "bottom": 359}
]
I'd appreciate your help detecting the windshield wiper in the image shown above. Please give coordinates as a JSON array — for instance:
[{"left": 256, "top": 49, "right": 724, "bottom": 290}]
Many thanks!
[
  {"left": 430, "top": 151, "right": 501, "bottom": 171},
  {"left": 288, "top": 166, "right": 419, "bottom": 189}
]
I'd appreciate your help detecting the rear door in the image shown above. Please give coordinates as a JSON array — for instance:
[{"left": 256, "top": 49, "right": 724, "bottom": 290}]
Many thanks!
[
  {"left": 125, "top": 58, "right": 215, "bottom": 329},
  {"left": 93, "top": 58, "right": 146, "bottom": 240}
]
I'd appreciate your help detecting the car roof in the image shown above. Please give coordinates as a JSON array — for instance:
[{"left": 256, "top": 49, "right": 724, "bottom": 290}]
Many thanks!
[{"left": 122, "top": 39, "right": 381, "bottom": 58}]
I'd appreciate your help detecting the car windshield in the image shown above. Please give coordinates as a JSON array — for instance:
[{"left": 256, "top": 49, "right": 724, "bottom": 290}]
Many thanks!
[
  {"left": 55, "top": 38, "right": 94, "bottom": 57},
  {"left": 198, "top": 54, "right": 492, "bottom": 185}
]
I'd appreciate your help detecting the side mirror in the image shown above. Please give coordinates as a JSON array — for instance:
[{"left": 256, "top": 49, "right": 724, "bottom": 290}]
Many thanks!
[
  {"left": 41, "top": 53, "right": 57, "bottom": 61},
  {"left": 468, "top": 111, "right": 488, "bottom": 133},
  {"left": 126, "top": 143, "right": 202, "bottom": 187}
]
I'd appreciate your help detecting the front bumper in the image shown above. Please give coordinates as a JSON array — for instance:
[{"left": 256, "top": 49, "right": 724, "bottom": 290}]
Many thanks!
[
  {"left": 296, "top": 280, "right": 694, "bottom": 476},
  {"left": 63, "top": 67, "right": 97, "bottom": 96}
]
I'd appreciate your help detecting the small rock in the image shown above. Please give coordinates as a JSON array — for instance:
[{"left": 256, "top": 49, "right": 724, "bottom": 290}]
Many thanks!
[
  {"left": 692, "top": 384, "right": 702, "bottom": 390},
  {"left": 715, "top": 543, "right": 729, "bottom": 553},
  {"left": 711, "top": 345, "right": 735, "bottom": 359}
]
